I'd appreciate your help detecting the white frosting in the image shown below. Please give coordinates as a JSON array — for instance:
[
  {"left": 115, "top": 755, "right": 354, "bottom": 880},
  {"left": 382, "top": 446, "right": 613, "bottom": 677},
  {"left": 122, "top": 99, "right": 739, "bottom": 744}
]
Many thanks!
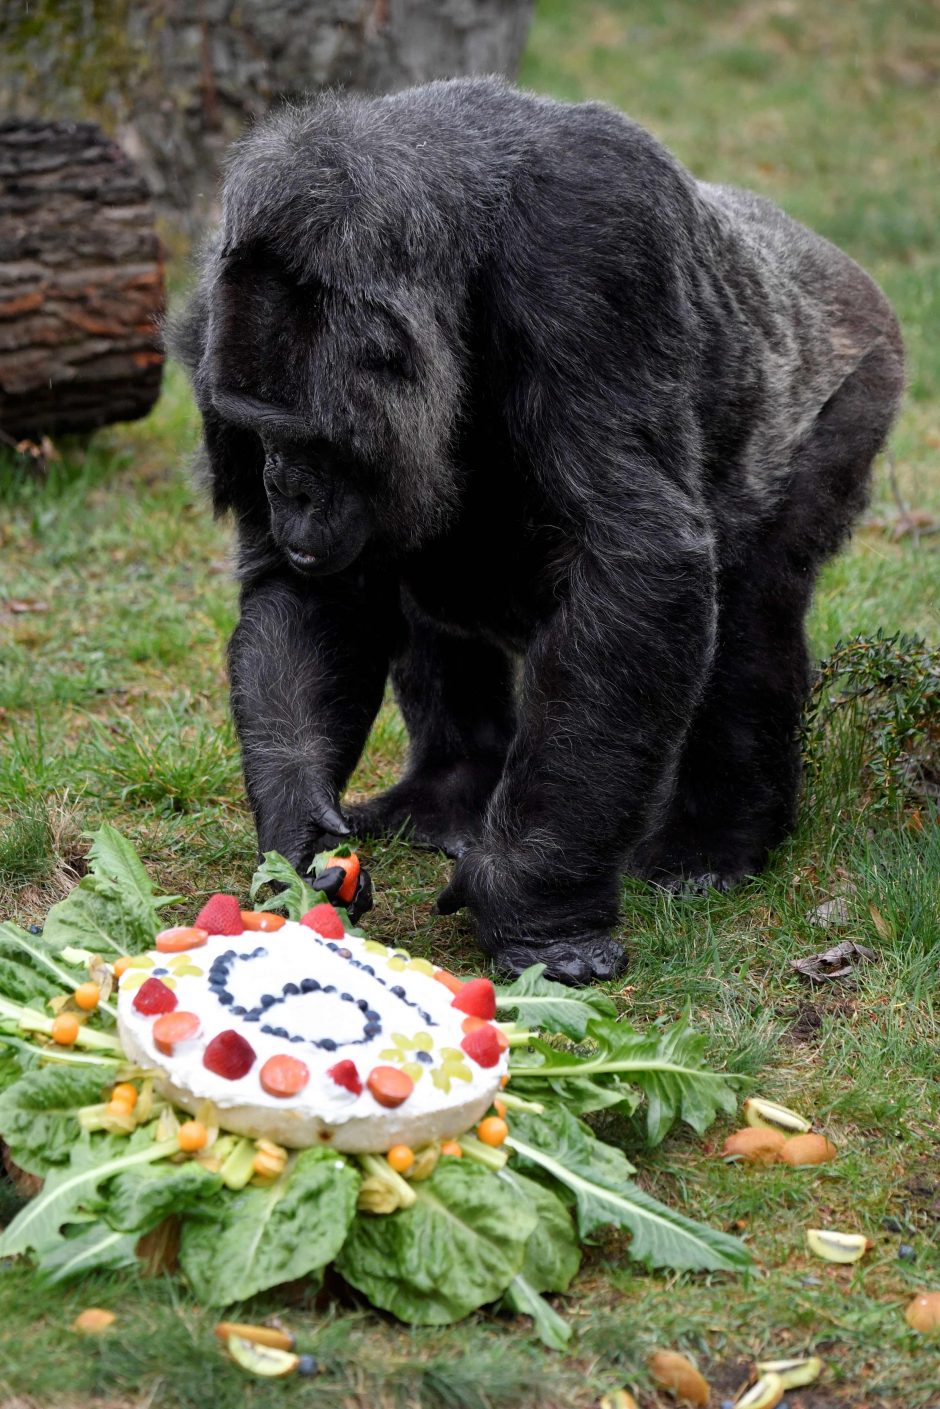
[{"left": 116, "top": 920, "right": 506, "bottom": 1152}]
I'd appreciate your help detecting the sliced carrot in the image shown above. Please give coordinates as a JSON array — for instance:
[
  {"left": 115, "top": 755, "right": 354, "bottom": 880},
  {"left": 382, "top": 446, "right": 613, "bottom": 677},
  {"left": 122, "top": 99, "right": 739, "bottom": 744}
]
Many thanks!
[
  {"left": 155, "top": 925, "right": 208, "bottom": 954},
  {"left": 74, "top": 982, "right": 101, "bottom": 1011},
  {"left": 51, "top": 1013, "right": 80, "bottom": 1045},
  {"left": 461, "top": 1015, "right": 488, "bottom": 1034},
  {"left": 240, "top": 910, "right": 287, "bottom": 933},
  {"left": 152, "top": 1010, "right": 201, "bottom": 1055},
  {"left": 366, "top": 1065, "right": 415, "bottom": 1109},
  {"left": 432, "top": 969, "right": 464, "bottom": 995},
  {"left": 329, "top": 853, "right": 360, "bottom": 904},
  {"left": 477, "top": 1116, "right": 509, "bottom": 1147},
  {"left": 112, "top": 955, "right": 133, "bottom": 978},
  {"left": 259, "top": 1054, "right": 310, "bottom": 1098},
  {"left": 494, "top": 1098, "right": 507, "bottom": 1120}
]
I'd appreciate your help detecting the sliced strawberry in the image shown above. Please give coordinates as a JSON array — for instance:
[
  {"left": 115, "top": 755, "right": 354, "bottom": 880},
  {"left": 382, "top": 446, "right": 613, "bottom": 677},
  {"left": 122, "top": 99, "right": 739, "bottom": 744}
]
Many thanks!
[
  {"left": 194, "top": 893, "right": 245, "bottom": 936},
  {"left": 133, "top": 977, "right": 178, "bottom": 1016},
  {"left": 300, "top": 903, "right": 345, "bottom": 939},
  {"left": 460, "top": 1024, "right": 502, "bottom": 1068},
  {"left": 203, "top": 1029, "right": 256, "bottom": 1079},
  {"left": 451, "top": 977, "right": 496, "bottom": 1021},
  {"left": 327, "top": 1059, "right": 362, "bottom": 1095}
]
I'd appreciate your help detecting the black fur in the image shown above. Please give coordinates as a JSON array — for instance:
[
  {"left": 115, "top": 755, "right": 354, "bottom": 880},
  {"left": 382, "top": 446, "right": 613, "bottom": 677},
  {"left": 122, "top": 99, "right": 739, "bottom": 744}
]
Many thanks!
[{"left": 172, "top": 78, "right": 904, "bottom": 984}]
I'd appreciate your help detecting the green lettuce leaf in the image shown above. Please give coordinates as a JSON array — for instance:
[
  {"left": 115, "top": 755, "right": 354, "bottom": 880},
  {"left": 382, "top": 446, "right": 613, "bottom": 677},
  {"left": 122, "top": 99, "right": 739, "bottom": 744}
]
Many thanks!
[
  {"left": 507, "top": 1108, "right": 750, "bottom": 1274},
  {"left": 104, "top": 1158, "right": 222, "bottom": 1233},
  {"left": 0, "top": 1128, "right": 178, "bottom": 1258},
  {"left": 39, "top": 1222, "right": 140, "bottom": 1284},
  {"left": 498, "top": 1169, "right": 580, "bottom": 1294},
  {"left": 42, "top": 823, "right": 178, "bottom": 957},
  {"left": 504, "top": 1274, "right": 572, "bottom": 1351},
  {"left": 0, "top": 1064, "right": 114, "bottom": 1175},
  {"left": 179, "top": 1146, "right": 360, "bottom": 1305},
  {"left": 0, "top": 923, "right": 78, "bottom": 1007},
  {"left": 337, "top": 1159, "right": 537, "bottom": 1325},
  {"left": 496, "top": 964, "right": 617, "bottom": 1039},
  {"left": 510, "top": 1012, "right": 739, "bottom": 1144},
  {"left": 249, "top": 852, "right": 325, "bottom": 921}
]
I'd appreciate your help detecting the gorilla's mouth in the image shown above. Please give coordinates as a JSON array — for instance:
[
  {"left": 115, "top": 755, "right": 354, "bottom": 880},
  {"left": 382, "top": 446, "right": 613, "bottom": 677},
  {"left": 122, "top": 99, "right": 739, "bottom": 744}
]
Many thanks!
[{"left": 285, "top": 546, "right": 319, "bottom": 571}]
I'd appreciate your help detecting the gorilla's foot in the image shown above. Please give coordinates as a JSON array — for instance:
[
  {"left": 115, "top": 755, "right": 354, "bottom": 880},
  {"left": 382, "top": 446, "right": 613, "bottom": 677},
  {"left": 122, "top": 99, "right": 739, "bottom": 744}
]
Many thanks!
[
  {"left": 650, "top": 868, "right": 749, "bottom": 897},
  {"left": 632, "top": 835, "right": 757, "bottom": 897},
  {"left": 347, "top": 761, "right": 500, "bottom": 860},
  {"left": 491, "top": 932, "right": 627, "bottom": 986}
]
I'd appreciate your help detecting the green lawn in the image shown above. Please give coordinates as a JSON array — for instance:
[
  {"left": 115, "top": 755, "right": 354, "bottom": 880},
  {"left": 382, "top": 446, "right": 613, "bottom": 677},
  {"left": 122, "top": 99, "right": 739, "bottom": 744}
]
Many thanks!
[{"left": 1, "top": 2, "right": 939, "bottom": 1405}]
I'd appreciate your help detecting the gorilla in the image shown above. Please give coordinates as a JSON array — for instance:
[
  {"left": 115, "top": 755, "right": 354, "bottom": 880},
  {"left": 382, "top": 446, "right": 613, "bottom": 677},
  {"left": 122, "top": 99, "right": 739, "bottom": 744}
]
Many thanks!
[{"left": 173, "top": 78, "right": 904, "bottom": 985}]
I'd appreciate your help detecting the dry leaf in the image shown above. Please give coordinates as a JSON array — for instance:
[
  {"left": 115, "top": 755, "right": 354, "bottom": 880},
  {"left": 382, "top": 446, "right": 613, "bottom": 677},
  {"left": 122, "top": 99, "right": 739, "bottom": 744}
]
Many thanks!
[
  {"left": 868, "top": 903, "right": 892, "bottom": 940},
  {"left": 6, "top": 598, "right": 49, "bottom": 614},
  {"left": 792, "top": 939, "right": 878, "bottom": 983},
  {"left": 807, "top": 895, "right": 852, "bottom": 927}
]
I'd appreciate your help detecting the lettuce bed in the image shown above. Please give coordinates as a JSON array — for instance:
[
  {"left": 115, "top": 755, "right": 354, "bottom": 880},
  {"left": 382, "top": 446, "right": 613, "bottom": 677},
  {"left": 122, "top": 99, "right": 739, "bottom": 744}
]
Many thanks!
[{"left": 0, "top": 827, "right": 750, "bottom": 1349}]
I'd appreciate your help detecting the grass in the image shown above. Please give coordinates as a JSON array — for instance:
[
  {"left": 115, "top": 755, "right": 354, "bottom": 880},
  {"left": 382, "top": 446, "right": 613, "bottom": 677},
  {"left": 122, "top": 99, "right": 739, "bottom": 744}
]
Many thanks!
[{"left": 1, "top": 1, "right": 939, "bottom": 1404}]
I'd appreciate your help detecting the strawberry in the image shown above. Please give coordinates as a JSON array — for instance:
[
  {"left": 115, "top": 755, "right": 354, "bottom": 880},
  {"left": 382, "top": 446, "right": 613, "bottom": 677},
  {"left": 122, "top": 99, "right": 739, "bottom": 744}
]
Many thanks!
[
  {"left": 451, "top": 977, "right": 496, "bottom": 1021},
  {"left": 194, "top": 893, "right": 245, "bottom": 935},
  {"left": 460, "top": 1024, "right": 502, "bottom": 1068},
  {"left": 203, "top": 1029, "right": 256, "bottom": 1079},
  {"left": 300, "top": 903, "right": 345, "bottom": 939},
  {"left": 327, "top": 1059, "right": 362, "bottom": 1094},
  {"left": 133, "top": 976, "right": 178, "bottom": 1015}
]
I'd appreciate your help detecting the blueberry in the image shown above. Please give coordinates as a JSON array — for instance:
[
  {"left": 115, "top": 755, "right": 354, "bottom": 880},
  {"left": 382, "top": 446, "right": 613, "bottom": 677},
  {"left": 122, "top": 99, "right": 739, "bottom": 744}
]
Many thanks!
[
  {"left": 365, "top": 1009, "right": 380, "bottom": 1023},
  {"left": 326, "top": 942, "right": 338, "bottom": 952},
  {"left": 357, "top": 999, "right": 369, "bottom": 1011},
  {"left": 899, "top": 1244, "right": 917, "bottom": 1262},
  {"left": 297, "top": 1354, "right": 318, "bottom": 1377},
  {"left": 218, "top": 992, "right": 234, "bottom": 1006},
  {"left": 291, "top": 1034, "right": 305, "bottom": 1044},
  {"left": 337, "top": 947, "right": 351, "bottom": 959},
  {"left": 261, "top": 1024, "right": 274, "bottom": 1035},
  {"left": 416, "top": 1050, "right": 433, "bottom": 1064},
  {"left": 341, "top": 992, "right": 353, "bottom": 1003},
  {"left": 261, "top": 994, "right": 276, "bottom": 1007},
  {"left": 272, "top": 1027, "right": 289, "bottom": 1039},
  {"left": 282, "top": 982, "right": 299, "bottom": 996},
  {"left": 152, "top": 967, "right": 169, "bottom": 977},
  {"left": 231, "top": 1005, "right": 246, "bottom": 1016},
  {"left": 391, "top": 985, "right": 406, "bottom": 998},
  {"left": 223, "top": 949, "right": 235, "bottom": 958},
  {"left": 364, "top": 1022, "right": 381, "bottom": 1038},
  {"left": 244, "top": 1009, "right": 261, "bottom": 1022},
  {"left": 361, "top": 964, "right": 374, "bottom": 976},
  {"left": 301, "top": 978, "right": 320, "bottom": 993},
  {"left": 319, "top": 1038, "right": 336, "bottom": 1051},
  {"left": 252, "top": 946, "right": 266, "bottom": 958},
  {"left": 27, "top": 923, "right": 42, "bottom": 935},
  {"left": 323, "top": 984, "right": 336, "bottom": 995}
]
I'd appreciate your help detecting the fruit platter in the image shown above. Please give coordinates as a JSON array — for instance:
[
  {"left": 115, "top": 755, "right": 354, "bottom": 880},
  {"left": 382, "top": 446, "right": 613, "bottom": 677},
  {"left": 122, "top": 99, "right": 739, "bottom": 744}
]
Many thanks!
[{"left": 0, "top": 826, "right": 750, "bottom": 1349}]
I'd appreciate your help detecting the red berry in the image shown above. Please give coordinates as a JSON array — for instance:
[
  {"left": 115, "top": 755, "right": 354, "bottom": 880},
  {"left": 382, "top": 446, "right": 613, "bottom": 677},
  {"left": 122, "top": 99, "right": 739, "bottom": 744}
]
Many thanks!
[
  {"left": 133, "top": 977, "right": 178, "bottom": 1016},
  {"left": 300, "top": 903, "right": 345, "bottom": 939},
  {"left": 451, "top": 977, "right": 496, "bottom": 1021},
  {"left": 194, "top": 893, "right": 245, "bottom": 936},
  {"left": 203, "top": 1029, "right": 256, "bottom": 1080},
  {"left": 461, "top": 1024, "right": 503, "bottom": 1068},
  {"left": 327, "top": 1059, "right": 362, "bottom": 1094}
]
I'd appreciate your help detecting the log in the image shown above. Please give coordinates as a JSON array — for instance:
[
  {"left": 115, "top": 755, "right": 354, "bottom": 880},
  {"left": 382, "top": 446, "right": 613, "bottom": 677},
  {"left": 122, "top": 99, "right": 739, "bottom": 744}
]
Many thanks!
[{"left": 0, "top": 118, "right": 164, "bottom": 440}]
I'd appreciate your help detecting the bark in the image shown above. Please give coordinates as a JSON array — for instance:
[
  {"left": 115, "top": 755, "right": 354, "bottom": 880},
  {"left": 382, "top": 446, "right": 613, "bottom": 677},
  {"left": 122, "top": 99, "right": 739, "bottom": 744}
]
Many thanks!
[
  {"left": 0, "top": 0, "right": 535, "bottom": 236},
  {"left": 0, "top": 118, "right": 164, "bottom": 439}
]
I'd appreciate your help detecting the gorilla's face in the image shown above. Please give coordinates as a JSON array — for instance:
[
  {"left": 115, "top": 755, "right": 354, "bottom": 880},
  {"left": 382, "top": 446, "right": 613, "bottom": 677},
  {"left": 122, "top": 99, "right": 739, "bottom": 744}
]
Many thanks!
[{"left": 203, "top": 242, "right": 464, "bottom": 573}]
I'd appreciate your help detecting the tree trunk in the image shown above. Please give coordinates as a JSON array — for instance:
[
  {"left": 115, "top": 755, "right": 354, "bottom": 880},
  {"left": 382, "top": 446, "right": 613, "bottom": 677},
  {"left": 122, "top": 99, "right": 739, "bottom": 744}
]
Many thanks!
[
  {"left": 0, "top": 0, "right": 534, "bottom": 237},
  {"left": 0, "top": 118, "right": 164, "bottom": 440}
]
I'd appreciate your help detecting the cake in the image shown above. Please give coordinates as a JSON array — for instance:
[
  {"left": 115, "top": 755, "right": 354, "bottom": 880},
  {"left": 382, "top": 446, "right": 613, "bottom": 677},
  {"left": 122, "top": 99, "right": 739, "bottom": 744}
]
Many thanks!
[{"left": 116, "top": 902, "right": 508, "bottom": 1153}]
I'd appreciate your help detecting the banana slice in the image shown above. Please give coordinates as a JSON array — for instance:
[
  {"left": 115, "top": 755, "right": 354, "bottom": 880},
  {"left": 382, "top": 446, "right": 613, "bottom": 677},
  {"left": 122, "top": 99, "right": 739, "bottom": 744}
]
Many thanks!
[
  {"left": 806, "top": 1228, "right": 871, "bottom": 1263},
  {"left": 216, "top": 1321, "right": 295, "bottom": 1351},
  {"left": 743, "top": 1097, "right": 811, "bottom": 1135},
  {"left": 226, "top": 1333, "right": 300, "bottom": 1376},
  {"left": 734, "top": 1374, "right": 785, "bottom": 1408},
  {"left": 756, "top": 1356, "right": 824, "bottom": 1388}
]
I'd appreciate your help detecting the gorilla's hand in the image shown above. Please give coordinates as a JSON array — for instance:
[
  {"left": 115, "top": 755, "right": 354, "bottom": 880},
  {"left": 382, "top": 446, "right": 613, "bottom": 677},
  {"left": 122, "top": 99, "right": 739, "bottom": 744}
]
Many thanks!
[
  {"left": 256, "top": 781, "right": 352, "bottom": 881},
  {"left": 436, "top": 850, "right": 627, "bottom": 987},
  {"left": 311, "top": 863, "right": 375, "bottom": 924}
]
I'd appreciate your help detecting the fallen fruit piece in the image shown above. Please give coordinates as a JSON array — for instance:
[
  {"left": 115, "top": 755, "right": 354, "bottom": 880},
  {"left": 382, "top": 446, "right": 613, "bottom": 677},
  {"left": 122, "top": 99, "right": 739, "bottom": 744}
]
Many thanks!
[
  {"left": 178, "top": 1120, "right": 208, "bottom": 1153},
  {"left": 260, "top": 1054, "right": 310, "bottom": 1098},
  {"left": 756, "top": 1356, "right": 824, "bottom": 1389},
  {"left": 452, "top": 977, "right": 497, "bottom": 1020},
  {"left": 386, "top": 1144, "right": 415, "bottom": 1175},
  {"left": 203, "top": 1029, "right": 256, "bottom": 1079},
  {"left": 477, "top": 1115, "right": 509, "bottom": 1147},
  {"left": 722, "top": 1127, "right": 787, "bottom": 1164},
  {"left": 367, "top": 1065, "right": 415, "bottom": 1108},
  {"left": 155, "top": 925, "right": 208, "bottom": 953},
  {"left": 73, "top": 982, "right": 101, "bottom": 1011},
  {"left": 195, "top": 893, "right": 245, "bottom": 935},
  {"left": 327, "top": 1058, "right": 362, "bottom": 1094},
  {"left": 226, "top": 1333, "right": 300, "bottom": 1377},
  {"left": 743, "top": 1096, "right": 811, "bottom": 1135},
  {"left": 329, "top": 851, "right": 360, "bottom": 903},
  {"left": 905, "top": 1291, "right": 940, "bottom": 1333},
  {"left": 648, "top": 1350, "right": 709, "bottom": 1406},
  {"left": 133, "top": 976, "right": 178, "bottom": 1016},
  {"left": 240, "top": 910, "right": 286, "bottom": 932},
  {"left": 51, "top": 1013, "right": 80, "bottom": 1045},
  {"left": 152, "top": 1010, "right": 201, "bottom": 1055},
  {"left": 300, "top": 902, "right": 345, "bottom": 939},
  {"left": 72, "top": 1307, "right": 116, "bottom": 1334},
  {"left": 215, "top": 1322, "right": 295, "bottom": 1351},
  {"left": 734, "top": 1373, "right": 784, "bottom": 1408},
  {"left": 806, "top": 1228, "right": 871, "bottom": 1263},
  {"left": 778, "top": 1133, "right": 837, "bottom": 1166},
  {"left": 599, "top": 1393, "right": 639, "bottom": 1409},
  {"left": 298, "top": 1354, "right": 319, "bottom": 1376}
]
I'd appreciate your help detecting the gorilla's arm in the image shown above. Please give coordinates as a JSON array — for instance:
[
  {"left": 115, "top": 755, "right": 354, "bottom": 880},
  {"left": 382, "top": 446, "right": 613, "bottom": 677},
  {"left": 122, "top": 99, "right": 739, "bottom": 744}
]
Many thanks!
[
  {"left": 229, "top": 561, "right": 397, "bottom": 873},
  {"left": 439, "top": 497, "right": 717, "bottom": 984}
]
